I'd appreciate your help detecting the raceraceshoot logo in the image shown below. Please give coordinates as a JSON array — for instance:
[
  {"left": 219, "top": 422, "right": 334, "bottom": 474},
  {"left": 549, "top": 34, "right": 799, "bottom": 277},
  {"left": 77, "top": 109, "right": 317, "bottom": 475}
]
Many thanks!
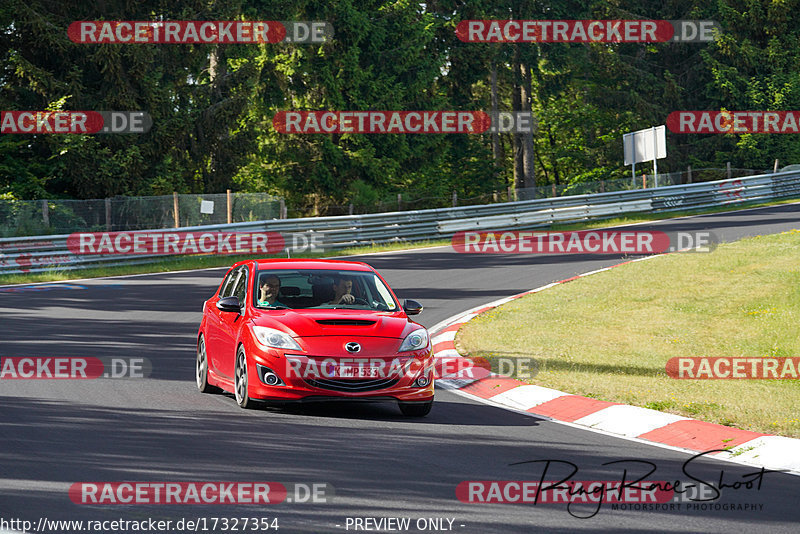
[
  {"left": 451, "top": 230, "right": 718, "bottom": 255},
  {"left": 1, "top": 111, "right": 151, "bottom": 134},
  {"left": 69, "top": 481, "right": 333, "bottom": 505},
  {"left": 667, "top": 111, "right": 800, "bottom": 134},
  {"left": 68, "top": 21, "right": 333, "bottom": 44},
  {"left": 67, "top": 231, "right": 285, "bottom": 255},
  {"left": 456, "top": 20, "right": 720, "bottom": 43},
  {"left": 273, "top": 111, "right": 535, "bottom": 134},
  {"left": 666, "top": 357, "right": 800, "bottom": 379}
]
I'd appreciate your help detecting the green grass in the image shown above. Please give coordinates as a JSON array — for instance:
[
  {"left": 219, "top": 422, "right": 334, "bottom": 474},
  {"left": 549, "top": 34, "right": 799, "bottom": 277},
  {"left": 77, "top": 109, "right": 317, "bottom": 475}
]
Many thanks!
[{"left": 456, "top": 229, "right": 800, "bottom": 438}]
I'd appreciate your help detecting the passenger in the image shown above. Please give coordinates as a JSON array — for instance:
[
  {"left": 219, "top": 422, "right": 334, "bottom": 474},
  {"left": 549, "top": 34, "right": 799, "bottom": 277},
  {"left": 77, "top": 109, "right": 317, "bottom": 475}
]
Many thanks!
[{"left": 259, "top": 275, "right": 288, "bottom": 308}]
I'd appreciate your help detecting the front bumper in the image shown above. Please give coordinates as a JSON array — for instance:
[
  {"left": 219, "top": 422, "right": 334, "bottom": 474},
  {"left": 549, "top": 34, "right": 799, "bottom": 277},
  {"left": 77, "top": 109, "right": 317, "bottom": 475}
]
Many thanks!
[{"left": 243, "top": 337, "right": 435, "bottom": 402}]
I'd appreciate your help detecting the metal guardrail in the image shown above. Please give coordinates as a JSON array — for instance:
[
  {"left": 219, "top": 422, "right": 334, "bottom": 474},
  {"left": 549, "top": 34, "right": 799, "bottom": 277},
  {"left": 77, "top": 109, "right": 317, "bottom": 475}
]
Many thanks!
[{"left": 2, "top": 170, "right": 799, "bottom": 275}]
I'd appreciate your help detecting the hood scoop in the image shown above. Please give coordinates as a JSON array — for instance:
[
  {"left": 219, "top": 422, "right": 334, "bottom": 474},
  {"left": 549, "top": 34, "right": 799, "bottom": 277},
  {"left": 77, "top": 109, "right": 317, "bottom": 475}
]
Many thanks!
[{"left": 315, "top": 319, "right": 377, "bottom": 326}]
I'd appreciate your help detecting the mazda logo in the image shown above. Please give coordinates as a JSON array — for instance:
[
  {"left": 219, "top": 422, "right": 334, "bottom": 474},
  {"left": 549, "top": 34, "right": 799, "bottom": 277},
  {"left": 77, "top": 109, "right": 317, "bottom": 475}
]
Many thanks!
[{"left": 345, "top": 342, "right": 361, "bottom": 353}]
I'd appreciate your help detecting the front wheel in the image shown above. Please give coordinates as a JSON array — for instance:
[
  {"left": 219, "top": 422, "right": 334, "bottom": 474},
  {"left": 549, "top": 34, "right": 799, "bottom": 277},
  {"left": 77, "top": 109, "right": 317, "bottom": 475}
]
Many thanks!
[
  {"left": 234, "top": 347, "right": 256, "bottom": 409},
  {"left": 398, "top": 400, "right": 433, "bottom": 417},
  {"left": 196, "top": 335, "right": 219, "bottom": 394}
]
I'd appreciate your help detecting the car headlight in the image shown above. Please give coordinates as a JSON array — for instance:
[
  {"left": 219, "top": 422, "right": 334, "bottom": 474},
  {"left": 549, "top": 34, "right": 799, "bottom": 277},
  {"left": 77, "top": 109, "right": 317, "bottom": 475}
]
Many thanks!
[
  {"left": 398, "top": 328, "right": 429, "bottom": 352},
  {"left": 252, "top": 326, "right": 302, "bottom": 351}
]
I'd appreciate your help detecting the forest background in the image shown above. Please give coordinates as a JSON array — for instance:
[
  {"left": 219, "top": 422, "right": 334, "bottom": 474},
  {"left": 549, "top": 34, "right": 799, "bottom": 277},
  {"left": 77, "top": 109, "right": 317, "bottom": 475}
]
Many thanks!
[{"left": 2, "top": 0, "right": 797, "bottom": 216}]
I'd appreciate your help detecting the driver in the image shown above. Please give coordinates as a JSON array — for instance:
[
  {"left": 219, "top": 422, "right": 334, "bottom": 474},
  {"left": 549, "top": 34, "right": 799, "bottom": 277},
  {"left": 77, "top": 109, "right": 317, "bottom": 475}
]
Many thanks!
[
  {"left": 330, "top": 276, "right": 356, "bottom": 305},
  {"left": 259, "top": 275, "right": 288, "bottom": 307}
]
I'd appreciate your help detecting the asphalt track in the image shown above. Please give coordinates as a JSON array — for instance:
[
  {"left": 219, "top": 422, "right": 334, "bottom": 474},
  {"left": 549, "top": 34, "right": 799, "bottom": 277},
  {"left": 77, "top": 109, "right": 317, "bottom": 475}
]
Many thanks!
[{"left": 2, "top": 203, "right": 800, "bottom": 533}]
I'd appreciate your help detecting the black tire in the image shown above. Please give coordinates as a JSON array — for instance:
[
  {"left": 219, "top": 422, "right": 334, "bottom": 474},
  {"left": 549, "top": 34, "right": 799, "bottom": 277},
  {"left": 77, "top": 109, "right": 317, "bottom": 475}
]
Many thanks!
[
  {"left": 196, "top": 335, "right": 220, "bottom": 393},
  {"left": 398, "top": 400, "right": 433, "bottom": 417},
  {"left": 234, "top": 346, "right": 255, "bottom": 409}
]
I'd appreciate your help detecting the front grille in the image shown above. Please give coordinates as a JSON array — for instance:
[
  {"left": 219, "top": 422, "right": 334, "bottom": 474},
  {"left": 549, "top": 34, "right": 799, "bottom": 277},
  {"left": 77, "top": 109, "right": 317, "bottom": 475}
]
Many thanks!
[
  {"left": 304, "top": 377, "right": 399, "bottom": 392},
  {"left": 315, "top": 319, "right": 376, "bottom": 326}
]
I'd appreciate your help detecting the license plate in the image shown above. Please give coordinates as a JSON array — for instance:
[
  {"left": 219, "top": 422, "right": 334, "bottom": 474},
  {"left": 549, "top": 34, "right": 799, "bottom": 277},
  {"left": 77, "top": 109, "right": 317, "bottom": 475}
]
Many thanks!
[{"left": 335, "top": 365, "right": 382, "bottom": 378}]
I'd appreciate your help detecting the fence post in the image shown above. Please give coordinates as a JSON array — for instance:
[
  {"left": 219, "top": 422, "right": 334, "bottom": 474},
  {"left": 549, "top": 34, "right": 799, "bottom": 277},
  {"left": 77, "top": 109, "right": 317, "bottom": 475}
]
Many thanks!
[
  {"left": 642, "top": 174, "right": 647, "bottom": 189},
  {"left": 226, "top": 189, "right": 232, "bottom": 224},
  {"left": 279, "top": 199, "right": 286, "bottom": 219},
  {"left": 600, "top": 180, "right": 605, "bottom": 193},
  {"left": 397, "top": 193, "right": 402, "bottom": 211},
  {"left": 551, "top": 184, "right": 556, "bottom": 197},
  {"left": 41, "top": 200, "right": 49, "bottom": 227},
  {"left": 687, "top": 165, "right": 692, "bottom": 183},
  {"left": 774, "top": 159, "right": 779, "bottom": 172},
  {"left": 452, "top": 190, "right": 457, "bottom": 207},
  {"left": 507, "top": 186, "right": 512, "bottom": 202},
  {"left": 726, "top": 161, "right": 731, "bottom": 179},
  {"left": 105, "top": 198, "right": 112, "bottom": 231},
  {"left": 173, "top": 192, "right": 180, "bottom": 228}
]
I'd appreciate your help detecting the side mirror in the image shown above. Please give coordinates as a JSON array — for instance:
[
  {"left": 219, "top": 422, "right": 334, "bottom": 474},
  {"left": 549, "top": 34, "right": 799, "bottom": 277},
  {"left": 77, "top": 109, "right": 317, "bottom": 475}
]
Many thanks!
[
  {"left": 217, "top": 296, "right": 242, "bottom": 313},
  {"left": 403, "top": 299, "right": 423, "bottom": 316}
]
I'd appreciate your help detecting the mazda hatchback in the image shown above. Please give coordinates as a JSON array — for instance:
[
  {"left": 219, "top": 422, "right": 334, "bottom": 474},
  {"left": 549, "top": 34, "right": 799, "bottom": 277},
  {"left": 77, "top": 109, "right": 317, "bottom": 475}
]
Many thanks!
[{"left": 197, "top": 259, "right": 434, "bottom": 416}]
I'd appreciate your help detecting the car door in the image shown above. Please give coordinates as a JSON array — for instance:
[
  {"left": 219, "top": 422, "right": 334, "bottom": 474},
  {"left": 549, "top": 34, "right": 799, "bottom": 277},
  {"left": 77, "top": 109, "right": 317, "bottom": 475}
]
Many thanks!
[
  {"left": 216, "top": 266, "right": 249, "bottom": 379},
  {"left": 206, "top": 267, "right": 241, "bottom": 377}
]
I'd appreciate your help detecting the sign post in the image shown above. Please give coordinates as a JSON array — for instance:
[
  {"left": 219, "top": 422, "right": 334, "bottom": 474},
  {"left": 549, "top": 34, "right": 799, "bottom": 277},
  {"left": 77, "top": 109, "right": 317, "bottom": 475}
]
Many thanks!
[{"left": 623, "top": 125, "right": 666, "bottom": 187}]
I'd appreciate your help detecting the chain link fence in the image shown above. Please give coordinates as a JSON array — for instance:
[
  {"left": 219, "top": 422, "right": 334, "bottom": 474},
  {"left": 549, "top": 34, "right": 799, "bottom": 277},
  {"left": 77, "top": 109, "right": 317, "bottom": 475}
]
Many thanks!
[{"left": 0, "top": 192, "right": 282, "bottom": 237}]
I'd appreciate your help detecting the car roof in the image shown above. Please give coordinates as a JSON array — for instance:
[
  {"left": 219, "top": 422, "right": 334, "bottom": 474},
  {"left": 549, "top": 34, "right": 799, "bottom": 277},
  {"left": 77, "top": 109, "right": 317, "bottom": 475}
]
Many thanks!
[{"left": 252, "top": 258, "right": 374, "bottom": 272}]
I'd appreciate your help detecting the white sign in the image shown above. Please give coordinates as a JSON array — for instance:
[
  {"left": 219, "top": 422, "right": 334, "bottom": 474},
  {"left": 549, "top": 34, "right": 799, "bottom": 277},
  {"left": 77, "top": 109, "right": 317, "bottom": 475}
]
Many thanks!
[
  {"left": 200, "top": 200, "right": 214, "bottom": 214},
  {"left": 623, "top": 125, "right": 666, "bottom": 166},
  {"left": 623, "top": 125, "right": 667, "bottom": 182}
]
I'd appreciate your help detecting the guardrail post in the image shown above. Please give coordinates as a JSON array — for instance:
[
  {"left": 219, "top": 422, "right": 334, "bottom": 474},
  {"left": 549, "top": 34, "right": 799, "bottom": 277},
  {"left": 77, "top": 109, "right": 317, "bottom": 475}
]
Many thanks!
[
  {"left": 105, "top": 198, "right": 112, "bottom": 231},
  {"left": 727, "top": 161, "right": 731, "bottom": 179},
  {"left": 173, "top": 192, "right": 180, "bottom": 228},
  {"left": 226, "top": 189, "right": 232, "bottom": 224}
]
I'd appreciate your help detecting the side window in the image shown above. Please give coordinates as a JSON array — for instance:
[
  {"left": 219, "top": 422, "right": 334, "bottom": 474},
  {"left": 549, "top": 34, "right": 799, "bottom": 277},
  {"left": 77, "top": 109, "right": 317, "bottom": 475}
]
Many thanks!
[
  {"left": 219, "top": 268, "right": 239, "bottom": 298},
  {"left": 232, "top": 268, "right": 248, "bottom": 303}
]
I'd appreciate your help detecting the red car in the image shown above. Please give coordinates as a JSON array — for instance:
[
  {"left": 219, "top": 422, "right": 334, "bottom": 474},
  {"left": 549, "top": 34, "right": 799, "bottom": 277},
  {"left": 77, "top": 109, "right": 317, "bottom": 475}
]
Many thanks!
[{"left": 196, "top": 259, "right": 434, "bottom": 416}]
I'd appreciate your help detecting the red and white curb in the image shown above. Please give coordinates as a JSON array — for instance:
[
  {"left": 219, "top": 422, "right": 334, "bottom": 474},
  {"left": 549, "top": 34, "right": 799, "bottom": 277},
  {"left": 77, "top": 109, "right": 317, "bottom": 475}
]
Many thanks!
[{"left": 429, "top": 258, "right": 800, "bottom": 475}]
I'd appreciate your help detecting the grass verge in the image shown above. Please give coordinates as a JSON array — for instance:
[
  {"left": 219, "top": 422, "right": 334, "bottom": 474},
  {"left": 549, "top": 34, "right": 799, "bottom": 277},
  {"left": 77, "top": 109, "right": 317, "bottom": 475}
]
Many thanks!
[{"left": 456, "top": 229, "right": 800, "bottom": 438}]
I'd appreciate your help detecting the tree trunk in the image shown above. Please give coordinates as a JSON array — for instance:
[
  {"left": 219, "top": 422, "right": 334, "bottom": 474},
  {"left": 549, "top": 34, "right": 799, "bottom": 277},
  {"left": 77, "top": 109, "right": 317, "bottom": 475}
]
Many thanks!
[
  {"left": 519, "top": 61, "right": 535, "bottom": 189},
  {"left": 548, "top": 129, "right": 561, "bottom": 187},
  {"left": 205, "top": 46, "right": 221, "bottom": 191},
  {"left": 490, "top": 62, "right": 504, "bottom": 181},
  {"left": 512, "top": 47, "right": 524, "bottom": 191}
]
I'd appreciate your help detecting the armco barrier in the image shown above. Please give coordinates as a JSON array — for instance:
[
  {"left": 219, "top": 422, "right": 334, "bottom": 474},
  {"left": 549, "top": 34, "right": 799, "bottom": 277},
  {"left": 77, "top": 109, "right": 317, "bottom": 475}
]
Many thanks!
[{"left": 1, "top": 170, "right": 799, "bottom": 275}]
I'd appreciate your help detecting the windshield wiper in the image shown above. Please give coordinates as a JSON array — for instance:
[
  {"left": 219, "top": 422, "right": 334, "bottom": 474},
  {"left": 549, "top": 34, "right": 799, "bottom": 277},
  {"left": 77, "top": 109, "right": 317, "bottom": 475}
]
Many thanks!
[{"left": 260, "top": 305, "right": 289, "bottom": 310}]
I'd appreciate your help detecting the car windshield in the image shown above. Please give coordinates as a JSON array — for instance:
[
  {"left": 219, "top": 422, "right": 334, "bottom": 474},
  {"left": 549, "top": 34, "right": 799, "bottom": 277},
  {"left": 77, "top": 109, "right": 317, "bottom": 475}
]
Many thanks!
[{"left": 253, "top": 269, "right": 399, "bottom": 311}]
